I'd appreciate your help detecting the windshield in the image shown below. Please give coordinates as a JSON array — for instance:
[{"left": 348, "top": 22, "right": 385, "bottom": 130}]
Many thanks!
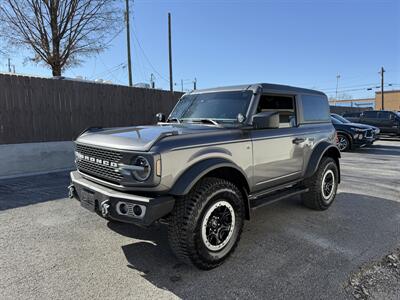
[
  {"left": 332, "top": 114, "right": 350, "bottom": 123},
  {"left": 331, "top": 117, "right": 342, "bottom": 124},
  {"left": 169, "top": 91, "right": 253, "bottom": 123}
]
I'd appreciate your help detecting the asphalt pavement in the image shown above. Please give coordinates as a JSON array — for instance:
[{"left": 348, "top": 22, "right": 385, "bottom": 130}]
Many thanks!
[{"left": 0, "top": 140, "right": 399, "bottom": 300}]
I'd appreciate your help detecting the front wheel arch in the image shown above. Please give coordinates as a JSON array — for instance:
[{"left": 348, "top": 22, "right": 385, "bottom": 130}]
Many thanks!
[{"left": 169, "top": 159, "right": 250, "bottom": 219}]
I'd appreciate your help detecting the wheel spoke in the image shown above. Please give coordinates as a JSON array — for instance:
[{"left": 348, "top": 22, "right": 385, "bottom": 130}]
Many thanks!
[{"left": 201, "top": 200, "right": 236, "bottom": 250}]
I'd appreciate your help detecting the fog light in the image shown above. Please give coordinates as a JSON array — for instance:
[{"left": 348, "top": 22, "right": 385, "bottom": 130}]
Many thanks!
[
  {"left": 133, "top": 205, "right": 142, "bottom": 216},
  {"left": 358, "top": 134, "right": 363, "bottom": 140},
  {"left": 354, "top": 134, "right": 359, "bottom": 139},
  {"left": 117, "top": 202, "right": 128, "bottom": 215}
]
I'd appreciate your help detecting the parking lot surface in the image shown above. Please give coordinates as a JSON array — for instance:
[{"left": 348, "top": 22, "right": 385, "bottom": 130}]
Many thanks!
[{"left": 0, "top": 140, "right": 399, "bottom": 299}]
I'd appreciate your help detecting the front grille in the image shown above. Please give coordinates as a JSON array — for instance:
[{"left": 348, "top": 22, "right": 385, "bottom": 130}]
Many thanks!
[
  {"left": 75, "top": 144, "right": 124, "bottom": 183},
  {"left": 365, "top": 129, "right": 373, "bottom": 138}
]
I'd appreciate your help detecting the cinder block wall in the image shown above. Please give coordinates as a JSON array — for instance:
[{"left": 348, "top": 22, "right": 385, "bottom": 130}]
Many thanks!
[{"left": 0, "top": 141, "right": 75, "bottom": 179}]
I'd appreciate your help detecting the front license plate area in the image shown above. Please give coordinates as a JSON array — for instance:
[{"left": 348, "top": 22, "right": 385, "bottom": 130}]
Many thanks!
[{"left": 81, "top": 189, "right": 96, "bottom": 212}]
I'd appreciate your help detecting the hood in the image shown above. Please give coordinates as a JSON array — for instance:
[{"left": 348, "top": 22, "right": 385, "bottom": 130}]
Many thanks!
[
  {"left": 345, "top": 123, "right": 375, "bottom": 130},
  {"left": 76, "top": 124, "right": 220, "bottom": 151}
]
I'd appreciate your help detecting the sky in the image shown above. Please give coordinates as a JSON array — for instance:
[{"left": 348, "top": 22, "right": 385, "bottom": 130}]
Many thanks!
[{"left": 1, "top": 0, "right": 399, "bottom": 102}]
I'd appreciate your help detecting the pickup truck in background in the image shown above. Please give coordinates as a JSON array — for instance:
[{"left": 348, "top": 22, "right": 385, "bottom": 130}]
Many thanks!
[{"left": 343, "top": 110, "right": 400, "bottom": 136}]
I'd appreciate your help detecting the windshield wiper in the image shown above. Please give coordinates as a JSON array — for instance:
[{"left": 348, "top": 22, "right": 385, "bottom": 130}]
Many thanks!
[
  {"left": 167, "top": 117, "right": 181, "bottom": 124},
  {"left": 191, "top": 119, "right": 220, "bottom": 126}
]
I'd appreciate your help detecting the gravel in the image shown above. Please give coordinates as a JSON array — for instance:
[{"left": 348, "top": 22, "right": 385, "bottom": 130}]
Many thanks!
[{"left": 347, "top": 248, "right": 400, "bottom": 299}]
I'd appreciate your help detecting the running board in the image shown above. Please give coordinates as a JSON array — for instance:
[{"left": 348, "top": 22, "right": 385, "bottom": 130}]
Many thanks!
[{"left": 249, "top": 186, "right": 309, "bottom": 210}]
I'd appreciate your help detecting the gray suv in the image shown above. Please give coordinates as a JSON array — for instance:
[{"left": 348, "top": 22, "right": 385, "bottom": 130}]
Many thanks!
[{"left": 69, "top": 83, "right": 341, "bottom": 269}]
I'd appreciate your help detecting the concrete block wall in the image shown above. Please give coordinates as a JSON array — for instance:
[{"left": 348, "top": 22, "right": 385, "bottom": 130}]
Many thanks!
[{"left": 0, "top": 141, "right": 75, "bottom": 179}]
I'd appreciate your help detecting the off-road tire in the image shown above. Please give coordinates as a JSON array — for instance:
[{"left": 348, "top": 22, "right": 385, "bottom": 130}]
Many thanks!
[
  {"left": 301, "top": 157, "right": 339, "bottom": 211},
  {"left": 168, "top": 177, "right": 245, "bottom": 270},
  {"left": 337, "top": 134, "right": 351, "bottom": 152}
]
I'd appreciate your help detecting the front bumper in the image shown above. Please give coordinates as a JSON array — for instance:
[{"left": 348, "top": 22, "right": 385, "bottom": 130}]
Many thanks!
[{"left": 69, "top": 171, "right": 175, "bottom": 226}]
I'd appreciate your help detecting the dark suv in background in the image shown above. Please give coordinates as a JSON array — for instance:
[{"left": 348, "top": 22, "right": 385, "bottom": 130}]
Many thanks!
[
  {"left": 331, "top": 116, "right": 376, "bottom": 152},
  {"left": 343, "top": 110, "right": 400, "bottom": 135}
]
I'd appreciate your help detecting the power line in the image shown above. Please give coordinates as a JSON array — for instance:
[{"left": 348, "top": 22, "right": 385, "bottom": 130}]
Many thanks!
[{"left": 131, "top": 26, "right": 169, "bottom": 83}]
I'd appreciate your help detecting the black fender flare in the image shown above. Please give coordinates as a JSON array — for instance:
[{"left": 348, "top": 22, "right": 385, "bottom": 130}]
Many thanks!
[
  {"left": 169, "top": 158, "right": 250, "bottom": 196},
  {"left": 304, "top": 141, "right": 341, "bottom": 182}
]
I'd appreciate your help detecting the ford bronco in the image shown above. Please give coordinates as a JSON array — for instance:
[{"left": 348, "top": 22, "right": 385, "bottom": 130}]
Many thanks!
[{"left": 69, "top": 83, "right": 341, "bottom": 269}]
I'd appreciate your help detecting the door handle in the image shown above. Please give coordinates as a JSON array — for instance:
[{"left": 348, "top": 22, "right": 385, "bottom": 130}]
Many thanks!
[{"left": 292, "top": 138, "right": 305, "bottom": 144}]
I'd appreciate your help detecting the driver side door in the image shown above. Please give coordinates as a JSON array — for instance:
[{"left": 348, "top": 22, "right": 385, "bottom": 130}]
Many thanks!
[{"left": 250, "top": 94, "right": 305, "bottom": 192}]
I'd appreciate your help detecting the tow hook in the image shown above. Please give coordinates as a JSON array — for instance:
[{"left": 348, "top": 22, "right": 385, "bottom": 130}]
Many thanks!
[
  {"left": 100, "top": 200, "right": 110, "bottom": 217},
  {"left": 68, "top": 184, "right": 76, "bottom": 199}
]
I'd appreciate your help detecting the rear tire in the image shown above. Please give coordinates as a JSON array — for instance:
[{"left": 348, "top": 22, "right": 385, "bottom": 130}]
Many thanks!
[
  {"left": 168, "top": 177, "right": 245, "bottom": 270},
  {"left": 301, "top": 157, "right": 339, "bottom": 211}
]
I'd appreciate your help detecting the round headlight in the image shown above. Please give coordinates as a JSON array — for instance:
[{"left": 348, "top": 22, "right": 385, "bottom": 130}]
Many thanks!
[{"left": 132, "top": 156, "right": 151, "bottom": 181}]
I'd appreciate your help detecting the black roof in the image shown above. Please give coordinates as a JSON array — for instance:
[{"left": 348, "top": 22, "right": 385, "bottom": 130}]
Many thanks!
[{"left": 190, "top": 83, "right": 326, "bottom": 96}]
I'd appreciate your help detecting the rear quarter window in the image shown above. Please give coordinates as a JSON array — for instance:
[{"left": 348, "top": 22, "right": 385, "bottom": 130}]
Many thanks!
[{"left": 300, "top": 94, "right": 330, "bottom": 122}]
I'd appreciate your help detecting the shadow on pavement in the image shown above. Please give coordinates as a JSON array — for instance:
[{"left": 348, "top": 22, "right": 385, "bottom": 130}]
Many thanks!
[
  {"left": 107, "top": 192, "right": 400, "bottom": 299},
  {"left": 354, "top": 143, "right": 400, "bottom": 156},
  {"left": 0, "top": 171, "right": 70, "bottom": 211}
]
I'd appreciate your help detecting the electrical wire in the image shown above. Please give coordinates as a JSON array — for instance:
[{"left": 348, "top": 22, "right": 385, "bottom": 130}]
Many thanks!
[{"left": 131, "top": 25, "right": 170, "bottom": 83}]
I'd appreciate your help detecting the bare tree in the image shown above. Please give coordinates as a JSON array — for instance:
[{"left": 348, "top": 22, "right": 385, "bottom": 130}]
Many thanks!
[{"left": 0, "top": 0, "right": 122, "bottom": 76}]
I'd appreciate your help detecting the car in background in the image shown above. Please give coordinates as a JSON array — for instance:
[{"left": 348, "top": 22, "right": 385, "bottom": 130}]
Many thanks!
[
  {"left": 331, "top": 113, "right": 380, "bottom": 136},
  {"left": 331, "top": 116, "right": 375, "bottom": 151},
  {"left": 342, "top": 112, "right": 361, "bottom": 123},
  {"left": 355, "top": 110, "right": 400, "bottom": 136}
]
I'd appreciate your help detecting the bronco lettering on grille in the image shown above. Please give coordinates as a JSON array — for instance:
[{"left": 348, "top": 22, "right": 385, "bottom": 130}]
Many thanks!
[{"left": 75, "top": 152, "right": 118, "bottom": 168}]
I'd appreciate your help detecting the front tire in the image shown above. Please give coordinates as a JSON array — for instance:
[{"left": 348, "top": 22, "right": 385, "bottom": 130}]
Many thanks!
[
  {"left": 301, "top": 157, "right": 339, "bottom": 211},
  {"left": 168, "top": 177, "right": 245, "bottom": 270},
  {"left": 337, "top": 134, "right": 351, "bottom": 152}
]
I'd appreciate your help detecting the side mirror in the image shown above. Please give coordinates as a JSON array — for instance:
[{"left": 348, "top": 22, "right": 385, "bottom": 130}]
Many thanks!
[
  {"left": 237, "top": 113, "right": 246, "bottom": 124},
  {"left": 156, "top": 113, "right": 166, "bottom": 123},
  {"left": 252, "top": 112, "right": 279, "bottom": 129}
]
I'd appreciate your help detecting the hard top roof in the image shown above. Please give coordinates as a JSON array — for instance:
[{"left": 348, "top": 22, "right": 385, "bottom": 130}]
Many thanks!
[{"left": 189, "top": 83, "right": 326, "bottom": 96}]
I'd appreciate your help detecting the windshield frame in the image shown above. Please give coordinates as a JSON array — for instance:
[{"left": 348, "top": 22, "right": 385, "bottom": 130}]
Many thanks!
[{"left": 168, "top": 90, "right": 255, "bottom": 126}]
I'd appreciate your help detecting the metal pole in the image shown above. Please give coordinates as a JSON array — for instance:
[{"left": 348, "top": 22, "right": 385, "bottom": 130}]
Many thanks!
[
  {"left": 335, "top": 74, "right": 340, "bottom": 105},
  {"left": 380, "top": 67, "right": 385, "bottom": 110},
  {"left": 150, "top": 73, "right": 155, "bottom": 89},
  {"left": 168, "top": 13, "right": 173, "bottom": 92},
  {"left": 8, "top": 58, "right": 11, "bottom": 73},
  {"left": 193, "top": 78, "right": 197, "bottom": 90},
  {"left": 125, "top": 0, "right": 133, "bottom": 87}
]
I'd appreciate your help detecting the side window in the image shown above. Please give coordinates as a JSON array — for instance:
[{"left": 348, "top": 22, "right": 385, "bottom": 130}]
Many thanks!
[
  {"left": 378, "top": 111, "right": 390, "bottom": 119},
  {"left": 257, "top": 95, "right": 296, "bottom": 128},
  {"left": 363, "top": 111, "right": 378, "bottom": 118},
  {"left": 301, "top": 94, "right": 330, "bottom": 122}
]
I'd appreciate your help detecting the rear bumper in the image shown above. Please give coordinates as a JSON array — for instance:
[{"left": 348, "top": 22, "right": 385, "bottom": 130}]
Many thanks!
[{"left": 69, "top": 171, "right": 175, "bottom": 226}]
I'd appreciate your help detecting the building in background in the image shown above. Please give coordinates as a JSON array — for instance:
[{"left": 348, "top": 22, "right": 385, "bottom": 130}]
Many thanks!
[
  {"left": 375, "top": 90, "right": 400, "bottom": 111},
  {"left": 329, "top": 90, "right": 400, "bottom": 112}
]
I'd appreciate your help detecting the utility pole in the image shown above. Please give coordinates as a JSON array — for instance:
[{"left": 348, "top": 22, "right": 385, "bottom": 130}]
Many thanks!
[
  {"left": 379, "top": 66, "right": 385, "bottom": 110},
  {"left": 168, "top": 13, "right": 173, "bottom": 92},
  {"left": 12, "top": 65, "right": 15, "bottom": 73},
  {"left": 150, "top": 73, "right": 155, "bottom": 89},
  {"left": 335, "top": 74, "right": 340, "bottom": 105},
  {"left": 181, "top": 79, "right": 184, "bottom": 92},
  {"left": 7, "top": 58, "right": 11, "bottom": 73},
  {"left": 193, "top": 78, "right": 197, "bottom": 90},
  {"left": 125, "top": 0, "right": 133, "bottom": 87}
]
